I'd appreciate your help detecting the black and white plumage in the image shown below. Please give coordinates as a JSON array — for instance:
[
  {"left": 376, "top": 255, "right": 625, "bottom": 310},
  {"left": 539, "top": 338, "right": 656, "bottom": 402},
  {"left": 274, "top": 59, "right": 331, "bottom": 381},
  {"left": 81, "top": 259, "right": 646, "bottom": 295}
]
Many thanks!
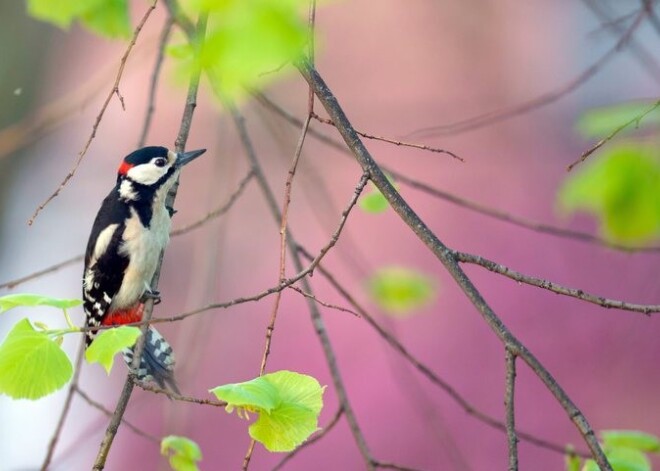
[{"left": 82, "top": 146, "right": 206, "bottom": 390}]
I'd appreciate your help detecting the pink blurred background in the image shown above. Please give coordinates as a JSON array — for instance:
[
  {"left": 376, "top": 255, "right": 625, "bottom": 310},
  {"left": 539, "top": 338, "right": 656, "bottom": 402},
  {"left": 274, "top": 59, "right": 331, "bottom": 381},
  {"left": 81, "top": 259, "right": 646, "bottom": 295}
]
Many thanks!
[{"left": 1, "top": 1, "right": 659, "bottom": 470}]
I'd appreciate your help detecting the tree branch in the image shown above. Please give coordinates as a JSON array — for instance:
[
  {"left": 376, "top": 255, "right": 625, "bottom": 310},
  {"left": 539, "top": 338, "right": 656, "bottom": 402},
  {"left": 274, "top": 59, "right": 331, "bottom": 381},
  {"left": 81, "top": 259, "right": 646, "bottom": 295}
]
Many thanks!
[
  {"left": 297, "top": 60, "right": 611, "bottom": 470},
  {"left": 453, "top": 250, "right": 660, "bottom": 314},
  {"left": 505, "top": 348, "right": 519, "bottom": 471}
]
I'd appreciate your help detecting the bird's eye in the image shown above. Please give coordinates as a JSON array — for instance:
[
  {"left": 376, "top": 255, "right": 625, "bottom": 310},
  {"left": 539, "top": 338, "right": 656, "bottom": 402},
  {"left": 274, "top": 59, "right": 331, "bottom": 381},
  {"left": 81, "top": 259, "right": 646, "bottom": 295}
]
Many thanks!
[{"left": 154, "top": 158, "right": 167, "bottom": 167}]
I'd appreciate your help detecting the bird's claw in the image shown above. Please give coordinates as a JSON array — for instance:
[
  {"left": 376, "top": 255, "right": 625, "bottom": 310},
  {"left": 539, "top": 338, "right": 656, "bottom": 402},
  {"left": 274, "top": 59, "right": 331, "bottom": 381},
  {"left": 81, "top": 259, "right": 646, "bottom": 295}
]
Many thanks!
[{"left": 141, "top": 289, "right": 161, "bottom": 305}]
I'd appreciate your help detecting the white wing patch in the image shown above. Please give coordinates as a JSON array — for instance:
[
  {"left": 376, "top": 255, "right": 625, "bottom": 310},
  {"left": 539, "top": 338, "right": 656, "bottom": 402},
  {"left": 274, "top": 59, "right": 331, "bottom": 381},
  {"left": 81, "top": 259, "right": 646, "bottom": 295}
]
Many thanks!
[{"left": 93, "top": 224, "right": 119, "bottom": 263}]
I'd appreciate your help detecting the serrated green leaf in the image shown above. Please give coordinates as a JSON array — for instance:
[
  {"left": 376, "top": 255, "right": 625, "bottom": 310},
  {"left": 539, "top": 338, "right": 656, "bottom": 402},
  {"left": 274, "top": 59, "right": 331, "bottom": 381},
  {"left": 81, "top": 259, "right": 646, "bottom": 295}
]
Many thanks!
[
  {"left": 577, "top": 101, "right": 660, "bottom": 139},
  {"left": 366, "top": 266, "right": 437, "bottom": 316},
  {"left": 558, "top": 144, "right": 660, "bottom": 245},
  {"left": 0, "top": 318, "right": 73, "bottom": 399},
  {"left": 174, "top": 0, "right": 308, "bottom": 99},
  {"left": 211, "top": 376, "right": 279, "bottom": 412},
  {"left": 85, "top": 326, "right": 141, "bottom": 374},
  {"left": 161, "top": 435, "right": 202, "bottom": 471},
  {"left": 80, "top": 0, "right": 131, "bottom": 39},
  {"left": 602, "top": 431, "right": 660, "bottom": 453},
  {"left": 0, "top": 293, "right": 82, "bottom": 313},
  {"left": 210, "top": 370, "right": 324, "bottom": 452}
]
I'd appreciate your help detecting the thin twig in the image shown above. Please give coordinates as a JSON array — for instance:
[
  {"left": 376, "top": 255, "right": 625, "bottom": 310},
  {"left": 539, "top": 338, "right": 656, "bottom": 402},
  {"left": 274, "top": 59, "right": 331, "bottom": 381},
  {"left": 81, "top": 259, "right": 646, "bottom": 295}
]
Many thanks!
[
  {"left": 287, "top": 285, "right": 360, "bottom": 317},
  {"left": 28, "top": 1, "right": 157, "bottom": 226},
  {"left": 374, "top": 462, "right": 425, "bottom": 471},
  {"left": 581, "top": 0, "right": 660, "bottom": 82},
  {"left": 40, "top": 339, "right": 86, "bottom": 470},
  {"left": 92, "top": 14, "right": 207, "bottom": 471},
  {"left": 300, "top": 248, "right": 585, "bottom": 458},
  {"left": 505, "top": 348, "right": 519, "bottom": 471},
  {"left": 75, "top": 386, "right": 160, "bottom": 444},
  {"left": 311, "top": 112, "right": 463, "bottom": 161},
  {"left": 452, "top": 250, "right": 660, "bottom": 314},
  {"left": 171, "top": 169, "right": 255, "bottom": 236},
  {"left": 272, "top": 407, "right": 344, "bottom": 471},
  {"left": 243, "top": 115, "right": 313, "bottom": 469},
  {"left": 138, "top": 16, "right": 174, "bottom": 147},
  {"left": 0, "top": 254, "right": 83, "bottom": 290},
  {"left": 406, "top": 7, "right": 647, "bottom": 138},
  {"left": 135, "top": 381, "right": 227, "bottom": 406},
  {"left": 230, "top": 106, "right": 376, "bottom": 470},
  {"left": 298, "top": 61, "right": 611, "bottom": 470},
  {"left": 253, "top": 91, "right": 660, "bottom": 253},
  {"left": 567, "top": 99, "right": 660, "bottom": 171},
  {"left": 258, "top": 114, "right": 311, "bottom": 377}
]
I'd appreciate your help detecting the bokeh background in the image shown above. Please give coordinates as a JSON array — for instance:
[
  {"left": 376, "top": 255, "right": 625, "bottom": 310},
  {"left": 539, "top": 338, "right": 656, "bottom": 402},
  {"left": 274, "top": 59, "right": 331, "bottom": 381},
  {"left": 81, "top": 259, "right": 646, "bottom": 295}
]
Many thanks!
[{"left": 1, "top": 1, "right": 659, "bottom": 470}]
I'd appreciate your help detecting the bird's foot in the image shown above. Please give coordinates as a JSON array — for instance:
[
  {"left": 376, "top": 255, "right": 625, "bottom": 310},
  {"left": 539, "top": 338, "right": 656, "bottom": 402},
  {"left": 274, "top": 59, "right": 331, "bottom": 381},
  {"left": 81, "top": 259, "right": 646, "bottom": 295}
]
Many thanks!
[{"left": 141, "top": 289, "right": 161, "bottom": 305}]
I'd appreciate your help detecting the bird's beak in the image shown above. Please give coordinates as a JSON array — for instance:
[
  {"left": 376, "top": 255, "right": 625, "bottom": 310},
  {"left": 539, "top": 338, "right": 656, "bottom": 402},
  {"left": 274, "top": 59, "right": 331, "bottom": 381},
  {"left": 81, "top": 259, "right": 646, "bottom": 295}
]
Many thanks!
[{"left": 176, "top": 149, "right": 207, "bottom": 167}]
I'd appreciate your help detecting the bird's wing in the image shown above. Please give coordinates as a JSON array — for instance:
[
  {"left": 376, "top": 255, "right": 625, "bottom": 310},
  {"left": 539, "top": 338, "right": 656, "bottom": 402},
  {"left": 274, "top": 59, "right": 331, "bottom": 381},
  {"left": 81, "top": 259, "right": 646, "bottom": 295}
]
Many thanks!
[{"left": 83, "top": 189, "right": 130, "bottom": 345}]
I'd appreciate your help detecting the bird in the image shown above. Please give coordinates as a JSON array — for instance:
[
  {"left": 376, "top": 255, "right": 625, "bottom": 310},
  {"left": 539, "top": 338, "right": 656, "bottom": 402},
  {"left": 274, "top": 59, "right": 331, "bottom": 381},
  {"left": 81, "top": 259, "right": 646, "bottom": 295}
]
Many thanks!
[{"left": 82, "top": 145, "right": 206, "bottom": 391}]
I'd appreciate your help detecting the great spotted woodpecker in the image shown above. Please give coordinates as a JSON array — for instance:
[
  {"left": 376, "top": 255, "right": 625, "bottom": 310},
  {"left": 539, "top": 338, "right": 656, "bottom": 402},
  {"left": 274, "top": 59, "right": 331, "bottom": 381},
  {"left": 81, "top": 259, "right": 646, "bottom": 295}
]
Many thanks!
[{"left": 83, "top": 146, "right": 206, "bottom": 391}]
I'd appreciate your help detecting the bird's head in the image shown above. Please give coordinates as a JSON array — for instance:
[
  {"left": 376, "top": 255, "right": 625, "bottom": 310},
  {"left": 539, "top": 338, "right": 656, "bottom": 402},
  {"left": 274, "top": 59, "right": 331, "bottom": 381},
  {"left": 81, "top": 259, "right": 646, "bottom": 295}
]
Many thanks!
[{"left": 117, "top": 146, "right": 207, "bottom": 186}]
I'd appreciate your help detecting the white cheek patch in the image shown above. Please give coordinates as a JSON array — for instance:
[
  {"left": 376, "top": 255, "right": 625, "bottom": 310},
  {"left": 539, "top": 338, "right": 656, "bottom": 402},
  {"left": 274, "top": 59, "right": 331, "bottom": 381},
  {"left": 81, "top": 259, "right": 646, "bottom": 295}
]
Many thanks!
[
  {"left": 119, "top": 180, "right": 138, "bottom": 201},
  {"left": 126, "top": 162, "right": 168, "bottom": 186}
]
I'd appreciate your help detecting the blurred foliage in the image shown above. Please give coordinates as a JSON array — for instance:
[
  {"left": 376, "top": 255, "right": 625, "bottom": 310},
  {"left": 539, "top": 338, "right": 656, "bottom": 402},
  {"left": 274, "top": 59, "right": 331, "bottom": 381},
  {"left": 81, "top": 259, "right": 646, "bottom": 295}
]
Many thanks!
[
  {"left": 210, "top": 370, "right": 324, "bottom": 452},
  {"left": 0, "top": 293, "right": 81, "bottom": 313},
  {"left": 25, "top": 0, "right": 309, "bottom": 100},
  {"left": 567, "top": 430, "right": 660, "bottom": 471},
  {"left": 359, "top": 177, "right": 399, "bottom": 213},
  {"left": 577, "top": 101, "right": 660, "bottom": 139},
  {"left": 161, "top": 435, "right": 202, "bottom": 471},
  {"left": 558, "top": 144, "right": 660, "bottom": 245},
  {"left": 26, "top": 0, "right": 131, "bottom": 38},
  {"left": 172, "top": 0, "right": 308, "bottom": 99},
  {"left": 0, "top": 318, "right": 72, "bottom": 400},
  {"left": 85, "top": 326, "right": 141, "bottom": 374},
  {"left": 366, "top": 266, "right": 436, "bottom": 317}
]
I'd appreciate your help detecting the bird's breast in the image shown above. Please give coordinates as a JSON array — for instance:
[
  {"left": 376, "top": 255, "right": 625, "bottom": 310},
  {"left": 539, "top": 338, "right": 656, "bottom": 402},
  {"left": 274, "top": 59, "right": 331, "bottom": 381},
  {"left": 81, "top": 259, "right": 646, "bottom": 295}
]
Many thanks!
[{"left": 112, "top": 205, "right": 171, "bottom": 310}]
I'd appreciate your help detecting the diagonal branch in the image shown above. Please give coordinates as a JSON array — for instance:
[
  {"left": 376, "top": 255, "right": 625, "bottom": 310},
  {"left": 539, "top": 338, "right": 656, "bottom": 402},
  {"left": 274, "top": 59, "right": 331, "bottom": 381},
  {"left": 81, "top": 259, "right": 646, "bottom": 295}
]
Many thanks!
[{"left": 297, "top": 60, "right": 612, "bottom": 470}]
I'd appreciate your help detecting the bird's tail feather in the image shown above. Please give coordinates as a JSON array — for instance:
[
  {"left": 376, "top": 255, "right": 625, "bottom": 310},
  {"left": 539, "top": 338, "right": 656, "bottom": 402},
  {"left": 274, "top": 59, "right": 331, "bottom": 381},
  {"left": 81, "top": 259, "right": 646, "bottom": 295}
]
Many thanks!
[{"left": 122, "top": 327, "right": 180, "bottom": 394}]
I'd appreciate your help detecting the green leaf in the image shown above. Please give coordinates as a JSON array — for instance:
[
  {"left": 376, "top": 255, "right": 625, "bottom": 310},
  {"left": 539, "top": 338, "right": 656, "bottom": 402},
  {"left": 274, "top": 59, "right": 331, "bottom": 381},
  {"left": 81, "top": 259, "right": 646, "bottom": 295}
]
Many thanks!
[
  {"left": 175, "top": 0, "right": 308, "bottom": 99},
  {"left": 26, "top": 0, "right": 99, "bottom": 28},
  {"left": 605, "top": 446, "right": 651, "bottom": 471},
  {"left": 577, "top": 101, "right": 660, "bottom": 139},
  {"left": 558, "top": 144, "right": 660, "bottom": 245},
  {"left": 161, "top": 435, "right": 202, "bottom": 471},
  {"left": 0, "top": 318, "right": 73, "bottom": 399},
  {"left": 0, "top": 293, "right": 82, "bottom": 313},
  {"left": 565, "top": 450, "right": 581, "bottom": 471},
  {"left": 85, "top": 326, "right": 141, "bottom": 374},
  {"left": 366, "top": 266, "right": 437, "bottom": 316},
  {"left": 210, "top": 370, "right": 325, "bottom": 452},
  {"left": 359, "top": 178, "right": 398, "bottom": 214},
  {"left": 80, "top": 0, "right": 131, "bottom": 39},
  {"left": 26, "top": 0, "right": 130, "bottom": 38},
  {"left": 602, "top": 431, "right": 660, "bottom": 453},
  {"left": 359, "top": 191, "right": 390, "bottom": 213}
]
